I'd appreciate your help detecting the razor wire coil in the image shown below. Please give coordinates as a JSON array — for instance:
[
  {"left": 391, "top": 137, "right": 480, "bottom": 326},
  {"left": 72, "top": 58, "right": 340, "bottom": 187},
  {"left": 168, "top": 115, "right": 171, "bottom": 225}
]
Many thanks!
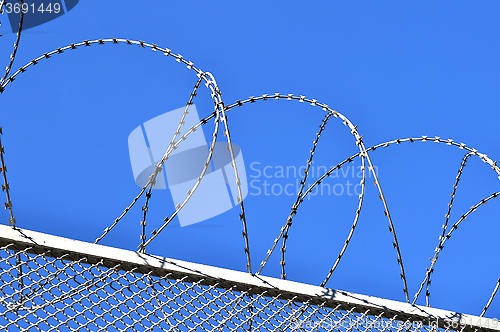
[{"left": 0, "top": 7, "right": 498, "bottom": 321}]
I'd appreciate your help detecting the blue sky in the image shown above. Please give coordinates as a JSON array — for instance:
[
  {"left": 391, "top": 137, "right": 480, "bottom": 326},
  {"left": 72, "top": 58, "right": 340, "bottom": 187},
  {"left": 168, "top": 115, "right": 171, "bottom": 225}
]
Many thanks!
[{"left": 0, "top": 0, "right": 499, "bottom": 318}]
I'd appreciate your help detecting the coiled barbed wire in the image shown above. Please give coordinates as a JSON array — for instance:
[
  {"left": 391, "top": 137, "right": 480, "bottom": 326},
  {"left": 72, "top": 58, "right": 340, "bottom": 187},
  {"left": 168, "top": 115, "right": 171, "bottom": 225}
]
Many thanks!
[
  {"left": 223, "top": 94, "right": 409, "bottom": 301},
  {"left": 1, "top": 33, "right": 499, "bottom": 313},
  {"left": 0, "top": 38, "right": 254, "bottom": 272},
  {"left": 294, "top": 137, "right": 499, "bottom": 292},
  {"left": 421, "top": 152, "right": 473, "bottom": 307}
]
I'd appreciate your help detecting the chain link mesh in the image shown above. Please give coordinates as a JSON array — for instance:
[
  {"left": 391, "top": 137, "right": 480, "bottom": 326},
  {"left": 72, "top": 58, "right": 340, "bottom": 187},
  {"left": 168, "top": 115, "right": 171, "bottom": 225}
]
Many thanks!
[{"left": 0, "top": 227, "right": 497, "bottom": 332}]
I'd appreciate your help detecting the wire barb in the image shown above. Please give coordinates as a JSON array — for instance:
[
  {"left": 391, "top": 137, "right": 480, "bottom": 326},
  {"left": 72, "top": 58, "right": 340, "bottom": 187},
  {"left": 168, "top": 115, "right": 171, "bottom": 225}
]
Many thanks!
[
  {"left": 95, "top": 73, "right": 204, "bottom": 245},
  {"left": 0, "top": 129, "right": 16, "bottom": 228},
  {"left": 480, "top": 277, "right": 500, "bottom": 317},
  {"left": 256, "top": 112, "right": 334, "bottom": 277},
  {"left": 138, "top": 183, "right": 154, "bottom": 254},
  {"left": 1, "top": 0, "right": 24, "bottom": 87},
  {"left": 413, "top": 191, "right": 500, "bottom": 306},
  {"left": 416, "top": 152, "right": 472, "bottom": 306}
]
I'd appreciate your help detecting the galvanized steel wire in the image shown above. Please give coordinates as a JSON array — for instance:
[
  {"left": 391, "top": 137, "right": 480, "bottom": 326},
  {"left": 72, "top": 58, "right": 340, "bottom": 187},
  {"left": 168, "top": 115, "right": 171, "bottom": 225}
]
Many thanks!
[{"left": 0, "top": 8, "right": 498, "bottom": 317}]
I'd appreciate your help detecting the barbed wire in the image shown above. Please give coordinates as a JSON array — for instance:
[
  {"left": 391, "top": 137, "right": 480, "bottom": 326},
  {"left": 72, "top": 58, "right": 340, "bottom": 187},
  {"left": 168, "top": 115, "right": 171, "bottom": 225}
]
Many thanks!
[
  {"left": 220, "top": 99, "right": 500, "bottom": 303},
  {"left": 222, "top": 94, "right": 408, "bottom": 301},
  {"left": 96, "top": 74, "right": 204, "bottom": 246},
  {"left": 294, "top": 137, "right": 499, "bottom": 296},
  {"left": 279, "top": 113, "right": 338, "bottom": 280},
  {"left": 0, "top": 1, "right": 5, "bottom": 37},
  {"left": 0, "top": 128, "right": 24, "bottom": 308},
  {"left": 205, "top": 71, "right": 252, "bottom": 274},
  {"left": 413, "top": 191, "right": 500, "bottom": 305},
  {"left": 0, "top": 0, "right": 24, "bottom": 230},
  {"left": 1, "top": 33, "right": 499, "bottom": 313},
  {"left": 422, "top": 152, "right": 473, "bottom": 307},
  {"left": 1, "top": 0, "right": 24, "bottom": 87},
  {"left": 139, "top": 183, "right": 153, "bottom": 254},
  {"left": 0, "top": 38, "right": 204, "bottom": 93},
  {"left": 138, "top": 76, "right": 204, "bottom": 254},
  {"left": 481, "top": 277, "right": 500, "bottom": 317},
  {"left": 0, "top": 3, "right": 25, "bottom": 305},
  {"left": 290, "top": 136, "right": 498, "bottom": 292},
  {"left": 0, "top": 38, "right": 254, "bottom": 271},
  {"left": 0, "top": 128, "right": 15, "bottom": 227},
  {"left": 138, "top": 77, "right": 220, "bottom": 233},
  {"left": 366, "top": 147, "right": 410, "bottom": 302},
  {"left": 255, "top": 112, "right": 335, "bottom": 276},
  {"left": 320, "top": 166, "right": 365, "bottom": 287},
  {"left": 1, "top": 4, "right": 29, "bottom": 312},
  {"left": 139, "top": 72, "right": 252, "bottom": 272},
  {"left": 118, "top": 90, "right": 500, "bottom": 304}
]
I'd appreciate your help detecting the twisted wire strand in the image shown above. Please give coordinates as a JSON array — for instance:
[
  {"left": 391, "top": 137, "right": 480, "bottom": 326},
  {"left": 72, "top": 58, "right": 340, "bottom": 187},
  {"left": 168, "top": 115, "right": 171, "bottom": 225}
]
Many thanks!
[
  {"left": 1, "top": 0, "right": 24, "bottom": 87},
  {"left": 480, "top": 277, "right": 500, "bottom": 317},
  {"left": 139, "top": 184, "right": 153, "bottom": 254},
  {"left": 205, "top": 72, "right": 252, "bottom": 273},
  {"left": 0, "top": 128, "right": 15, "bottom": 227},
  {"left": 366, "top": 150, "right": 410, "bottom": 302},
  {"left": 421, "top": 152, "right": 473, "bottom": 306},
  {"left": 0, "top": 1, "right": 5, "bottom": 36},
  {"left": 279, "top": 113, "right": 335, "bottom": 280},
  {"left": 0, "top": 9, "right": 27, "bottom": 302},
  {"left": 320, "top": 158, "right": 365, "bottom": 287},
  {"left": 135, "top": 75, "right": 203, "bottom": 251},
  {"left": 141, "top": 78, "right": 222, "bottom": 249},
  {"left": 0, "top": 39, "right": 204, "bottom": 93},
  {"left": 441, "top": 153, "right": 473, "bottom": 248},
  {"left": 412, "top": 191, "right": 500, "bottom": 307},
  {"left": 94, "top": 186, "right": 146, "bottom": 244},
  {"left": 256, "top": 112, "right": 334, "bottom": 275},
  {"left": 0, "top": 0, "right": 25, "bottom": 230},
  {"left": 151, "top": 73, "right": 205, "bottom": 173}
]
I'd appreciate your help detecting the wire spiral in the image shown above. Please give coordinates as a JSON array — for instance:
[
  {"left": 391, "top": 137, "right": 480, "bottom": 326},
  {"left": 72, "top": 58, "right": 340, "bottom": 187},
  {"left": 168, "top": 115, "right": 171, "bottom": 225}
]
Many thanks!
[{"left": 0, "top": 8, "right": 499, "bottom": 316}]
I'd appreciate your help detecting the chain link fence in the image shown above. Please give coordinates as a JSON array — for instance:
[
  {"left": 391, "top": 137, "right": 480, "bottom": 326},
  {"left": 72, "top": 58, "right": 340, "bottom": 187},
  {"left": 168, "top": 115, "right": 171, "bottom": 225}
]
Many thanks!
[{"left": 0, "top": 225, "right": 498, "bottom": 332}]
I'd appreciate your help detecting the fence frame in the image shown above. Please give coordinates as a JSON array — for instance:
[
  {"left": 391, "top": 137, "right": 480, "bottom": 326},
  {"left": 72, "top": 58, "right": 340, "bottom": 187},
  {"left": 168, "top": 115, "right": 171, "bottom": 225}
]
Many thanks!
[{"left": 0, "top": 224, "right": 497, "bottom": 332}]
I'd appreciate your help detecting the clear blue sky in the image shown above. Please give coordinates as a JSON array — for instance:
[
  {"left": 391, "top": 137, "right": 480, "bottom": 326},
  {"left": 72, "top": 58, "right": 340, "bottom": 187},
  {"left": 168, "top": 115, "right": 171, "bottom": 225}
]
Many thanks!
[{"left": 0, "top": 0, "right": 499, "bottom": 318}]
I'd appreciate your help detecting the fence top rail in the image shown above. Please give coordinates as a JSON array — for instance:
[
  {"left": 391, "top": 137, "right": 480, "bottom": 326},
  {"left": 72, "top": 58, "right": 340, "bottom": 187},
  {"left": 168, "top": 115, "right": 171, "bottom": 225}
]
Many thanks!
[{"left": 0, "top": 224, "right": 497, "bottom": 331}]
